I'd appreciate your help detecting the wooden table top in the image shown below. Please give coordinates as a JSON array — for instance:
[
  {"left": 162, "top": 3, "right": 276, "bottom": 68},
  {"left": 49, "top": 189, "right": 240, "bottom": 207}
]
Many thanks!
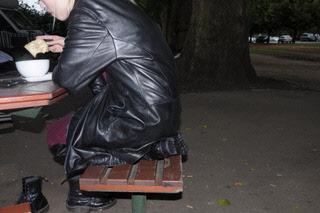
[{"left": 0, "top": 80, "right": 68, "bottom": 110}]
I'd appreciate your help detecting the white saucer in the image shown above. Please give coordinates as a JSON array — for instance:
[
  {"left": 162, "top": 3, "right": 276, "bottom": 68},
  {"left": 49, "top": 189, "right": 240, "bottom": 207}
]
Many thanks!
[{"left": 23, "top": 73, "right": 52, "bottom": 82}]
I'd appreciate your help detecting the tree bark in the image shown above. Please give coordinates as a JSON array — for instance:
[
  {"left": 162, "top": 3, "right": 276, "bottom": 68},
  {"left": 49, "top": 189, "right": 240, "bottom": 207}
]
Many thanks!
[
  {"left": 175, "top": 0, "right": 256, "bottom": 90},
  {"left": 161, "top": 0, "right": 192, "bottom": 55}
]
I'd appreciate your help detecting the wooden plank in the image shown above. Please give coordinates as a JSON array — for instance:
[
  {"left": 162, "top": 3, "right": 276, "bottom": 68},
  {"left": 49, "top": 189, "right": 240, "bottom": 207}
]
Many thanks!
[
  {"left": 0, "top": 93, "right": 52, "bottom": 104},
  {"left": 0, "top": 100, "right": 50, "bottom": 110},
  {"left": 51, "top": 87, "right": 68, "bottom": 98},
  {"left": 0, "top": 81, "right": 58, "bottom": 101},
  {"left": 48, "top": 92, "right": 69, "bottom": 105},
  {"left": 80, "top": 184, "right": 182, "bottom": 193},
  {"left": 80, "top": 167, "right": 107, "bottom": 185},
  {"left": 0, "top": 90, "right": 68, "bottom": 110},
  {"left": 103, "top": 164, "right": 132, "bottom": 185},
  {"left": 0, "top": 203, "right": 31, "bottom": 213},
  {"left": 134, "top": 160, "right": 157, "bottom": 186},
  {"left": 79, "top": 156, "right": 183, "bottom": 193},
  {"left": 162, "top": 155, "right": 183, "bottom": 187},
  {"left": 0, "top": 81, "right": 68, "bottom": 110}
]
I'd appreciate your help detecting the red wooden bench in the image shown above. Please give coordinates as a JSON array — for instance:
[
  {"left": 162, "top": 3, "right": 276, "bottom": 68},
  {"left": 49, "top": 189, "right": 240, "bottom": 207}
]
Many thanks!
[
  {"left": 0, "top": 203, "right": 31, "bottom": 213},
  {"left": 80, "top": 155, "right": 183, "bottom": 213}
]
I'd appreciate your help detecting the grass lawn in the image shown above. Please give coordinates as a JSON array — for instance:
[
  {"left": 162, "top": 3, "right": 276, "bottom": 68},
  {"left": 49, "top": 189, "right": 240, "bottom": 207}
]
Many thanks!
[{"left": 249, "top": 43, "right": 320, "bottom": 58}]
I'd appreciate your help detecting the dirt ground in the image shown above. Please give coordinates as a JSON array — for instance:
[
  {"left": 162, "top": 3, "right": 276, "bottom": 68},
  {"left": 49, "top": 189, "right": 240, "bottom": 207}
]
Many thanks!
[
  {"left": 250, "top": 53, "right": 320, "bottom": 91},
  {"left": 1, "top": 54, "right": 320, "bottom": 213}
]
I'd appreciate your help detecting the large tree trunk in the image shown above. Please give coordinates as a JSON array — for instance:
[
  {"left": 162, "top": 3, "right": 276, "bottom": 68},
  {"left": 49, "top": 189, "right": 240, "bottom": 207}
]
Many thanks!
[
  {"left": 161, "top": 0, "right": 192, "bottom": 55},
  {"left": 176, "top": 0, "right": 256, "bottom": 90}
]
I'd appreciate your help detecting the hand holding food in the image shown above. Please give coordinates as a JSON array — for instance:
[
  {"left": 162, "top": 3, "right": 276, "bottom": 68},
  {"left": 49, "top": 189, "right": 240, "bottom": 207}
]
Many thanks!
[
  {"left": 24, "top": 39, "right": 49, "bottom": 58},
  {"left": 36, "top": 35, "right": 65, "bottom": 53}
]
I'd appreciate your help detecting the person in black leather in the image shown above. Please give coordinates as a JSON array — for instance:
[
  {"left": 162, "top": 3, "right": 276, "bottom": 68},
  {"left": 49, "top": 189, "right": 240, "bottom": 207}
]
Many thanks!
[{"left": 38, "top": 0, "right": 188, "bottom": 212}]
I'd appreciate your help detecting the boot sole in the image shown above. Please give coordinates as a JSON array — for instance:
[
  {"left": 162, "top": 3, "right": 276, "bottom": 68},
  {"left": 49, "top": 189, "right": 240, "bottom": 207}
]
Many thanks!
[
  {"left": 34, "top": 204, "right": 49, "bottom": 213},
  {"left": 66, "top": 199, "right": 117, "bottom": 212}
]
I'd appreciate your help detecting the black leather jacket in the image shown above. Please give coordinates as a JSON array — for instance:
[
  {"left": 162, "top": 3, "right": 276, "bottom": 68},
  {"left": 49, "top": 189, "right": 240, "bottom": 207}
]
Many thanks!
[{"left": 52, "top": 0, "right": 187, "bottom": 176}]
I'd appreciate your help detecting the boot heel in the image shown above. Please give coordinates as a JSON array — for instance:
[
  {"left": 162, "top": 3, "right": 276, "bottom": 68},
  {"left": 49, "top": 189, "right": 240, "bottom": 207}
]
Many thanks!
[
  {"left": 66, "top": 199, "right": 116, "bottom": 212},
  {"left": 34, "top": 203, "right": 49, "bottom": 213},
  {"left": 66, "top": 205, "right": 90, "bottom": 212}
]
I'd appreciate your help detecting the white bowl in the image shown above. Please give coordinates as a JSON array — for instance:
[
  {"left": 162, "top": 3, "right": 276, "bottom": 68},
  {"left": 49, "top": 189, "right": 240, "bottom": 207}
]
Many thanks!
[{"left": 15, "top": 59, "right": 50, "bottom": 78}]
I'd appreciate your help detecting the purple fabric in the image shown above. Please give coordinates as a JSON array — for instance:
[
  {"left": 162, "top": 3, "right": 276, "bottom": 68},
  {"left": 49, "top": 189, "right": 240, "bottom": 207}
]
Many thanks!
[
  {"left": 46, "top": 115, "right": 72, "bottom": 147},
  {"left": 102, "top": 72, "right": 107, "bottom": 82},
  {"left": 47, "top": 73, "right": 107, "bottom": 147}
]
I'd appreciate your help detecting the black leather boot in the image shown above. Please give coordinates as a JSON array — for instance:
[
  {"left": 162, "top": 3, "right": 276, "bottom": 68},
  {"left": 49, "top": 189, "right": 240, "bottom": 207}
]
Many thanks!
[
  {"left": 66, "top": 175, "right": 116, "bottom": 212},
  {"left": 143, "top": 132, "right": 188, "bottom": 160},
  {"left": 17, "top": 176, "right": 49, "bottom": 213}
]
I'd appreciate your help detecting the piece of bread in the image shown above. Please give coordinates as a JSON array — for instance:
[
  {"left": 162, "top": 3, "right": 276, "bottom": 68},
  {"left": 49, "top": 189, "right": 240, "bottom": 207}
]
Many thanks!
[{"left": 24, "top": 39, "right": 49, "bottom": 58}]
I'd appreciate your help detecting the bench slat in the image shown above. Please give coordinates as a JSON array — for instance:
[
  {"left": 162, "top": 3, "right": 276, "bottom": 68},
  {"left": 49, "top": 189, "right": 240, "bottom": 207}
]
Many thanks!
[
  {"left": 103, "top": 164, "right": 132, "bottom": 185},
  {"left": 163, "top": 155, "right": 183, "bottom": 187},
  {"left": 134, "top": 160, "right": 157, "bottom": 186},
  {"left": 80, "top": 167, "right": 106, "bottom": 185}
]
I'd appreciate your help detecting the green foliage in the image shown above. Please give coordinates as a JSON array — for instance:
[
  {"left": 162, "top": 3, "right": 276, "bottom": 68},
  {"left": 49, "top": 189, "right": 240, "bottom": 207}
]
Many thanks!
[
  {"left": 249, "top": 0, "right": 284, "bottom": 36},
  {"left": 135, "top": 0, "right": 168, "bottom": 25},
  {"left": 17, "top": 2, "right": 68, "bottom": 36},
  {"left": 249, "top": 0, "right": 320, "bottom": 37}
]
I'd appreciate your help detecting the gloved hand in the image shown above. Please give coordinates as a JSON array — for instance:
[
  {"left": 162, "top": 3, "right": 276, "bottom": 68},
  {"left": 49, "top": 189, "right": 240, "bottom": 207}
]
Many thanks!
[{"left": 89, "top": 74, "right": 107, "bottom": 95}]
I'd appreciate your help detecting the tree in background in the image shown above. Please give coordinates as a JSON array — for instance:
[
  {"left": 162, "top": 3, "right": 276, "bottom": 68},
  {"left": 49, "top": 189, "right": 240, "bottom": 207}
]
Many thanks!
[
  {"left": 171, "top": 0, "right": 256, "bottom": 90},
  {"left": 309, "top": 0, "right": 320, "bottom": 34},
  {"left": 248, "top": 0, "right": 264, "bottom": 41},
  {"left": 248, "top": 0, "right": 320, "bottom": 41},
  {"left": 160, "top": 0, "right": 192, "bottom": 55},
  {"left": 249, "top": 0, "right": 283, "bottom": 42},
  {"left": 276, "top": 0, "right": 313, "bottom": 42},
  {"left": 138, "top": 0, "right": 256, "bottom": 90},
  {"left": 136, "top": 0, "right": 192, "bottom": 55}
]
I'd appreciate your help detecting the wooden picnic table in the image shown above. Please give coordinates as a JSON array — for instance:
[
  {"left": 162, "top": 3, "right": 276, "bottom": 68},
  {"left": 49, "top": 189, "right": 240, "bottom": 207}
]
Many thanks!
[{"left": 0, "top": 80, "right": 68, "bottom": 111}]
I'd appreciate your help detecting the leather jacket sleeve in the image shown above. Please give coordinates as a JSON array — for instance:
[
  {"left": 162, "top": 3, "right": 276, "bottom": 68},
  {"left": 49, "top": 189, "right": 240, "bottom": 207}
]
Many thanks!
[{"left": 52, "top": 8, "right": 116, "bottom": 95}]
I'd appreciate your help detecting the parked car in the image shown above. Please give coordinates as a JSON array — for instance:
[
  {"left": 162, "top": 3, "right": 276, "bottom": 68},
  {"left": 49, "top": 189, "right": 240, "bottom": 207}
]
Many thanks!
[
  {"left": 0, "top": 0, "right": 44, "bottom": 51},
  {"left": 256, "top": 35, "right": 269, "bottom": 43},
  {"left": 278, "top": 35, "right": 292, "bottom": 43},
  {"left": 248, "top": 37, "right": 256, "bottom": 43},
  {"left": 269, "top": 36, "right": 279, "bottom": 43},
  {"left": 300, "top": 33, "right": 316, "bottom": 42}
]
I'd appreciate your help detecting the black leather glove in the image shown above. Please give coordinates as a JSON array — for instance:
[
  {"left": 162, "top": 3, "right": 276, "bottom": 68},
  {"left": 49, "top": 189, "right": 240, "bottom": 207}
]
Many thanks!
[{"left": 89, "top": 74, "right": 107, "bottom": 95}]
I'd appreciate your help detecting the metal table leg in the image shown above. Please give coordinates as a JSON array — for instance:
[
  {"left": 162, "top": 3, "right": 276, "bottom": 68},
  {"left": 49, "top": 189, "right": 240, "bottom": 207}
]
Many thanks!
[{"left": 132, "top": 194, "right": 146, "bottom": 213}]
